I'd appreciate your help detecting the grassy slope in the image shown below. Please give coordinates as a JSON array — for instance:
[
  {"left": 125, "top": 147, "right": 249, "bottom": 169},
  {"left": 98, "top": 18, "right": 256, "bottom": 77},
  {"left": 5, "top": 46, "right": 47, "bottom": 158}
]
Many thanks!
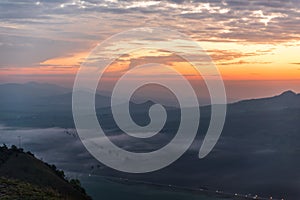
[
  {"left": 0, "top": 147, "right": 91, "bottom": 200},
  {"left": 0, "top": 177, "right": 62, "bottom": 200}
]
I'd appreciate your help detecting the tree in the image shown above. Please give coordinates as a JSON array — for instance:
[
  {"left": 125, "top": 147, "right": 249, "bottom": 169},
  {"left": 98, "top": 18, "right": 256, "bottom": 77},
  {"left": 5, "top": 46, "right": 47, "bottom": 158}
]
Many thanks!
[{"left": 11, "top": 145, "right": 17, "bottom": 151}]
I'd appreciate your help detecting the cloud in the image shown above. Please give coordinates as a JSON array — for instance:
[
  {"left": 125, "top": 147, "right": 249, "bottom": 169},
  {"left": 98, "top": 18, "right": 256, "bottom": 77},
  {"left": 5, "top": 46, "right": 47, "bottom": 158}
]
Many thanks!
[
  {"left": 0, "top": 34, "right": 89, "bottom": 67},
  {"left": 217, "top": 60, "right": 272, "bottom": 66},
  {"left": 207, "top": 49, "right": 260, "bottom": 62},
  {"left": 1, "top": 0, "right": 300, "bottom": 69},
  {"left": 1, "top": 0, "right": 300, "bottom": 43}
]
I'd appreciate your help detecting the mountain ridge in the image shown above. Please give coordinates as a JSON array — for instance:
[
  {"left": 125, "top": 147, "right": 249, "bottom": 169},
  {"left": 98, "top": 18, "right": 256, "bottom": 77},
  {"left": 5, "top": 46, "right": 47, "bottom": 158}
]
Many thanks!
[
  {"left": 0, "top": 82, "right": 299, "bottom": 108},
  {"left": 0, "top": 145, "right": 91, "bottom": 200},
  {"left": 228, "top": 90, "right": 300, "bottom": 112}
]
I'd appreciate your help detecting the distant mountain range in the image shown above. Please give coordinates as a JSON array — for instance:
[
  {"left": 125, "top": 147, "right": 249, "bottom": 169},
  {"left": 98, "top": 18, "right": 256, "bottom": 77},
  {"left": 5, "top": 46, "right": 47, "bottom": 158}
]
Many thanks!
[
  {"left": 0, "top": 82, "right": 299, "bottom": 129},
  {"left": 0, "top": 82, "right": 299, "bottom": 112},
  {"left": 228, "top": 90, "right": 300, "bottom": 112},
  {"left": 0, "top": 82, "right": 69, "bottom": 103},
  {"left": 0, "top": 82, "right": 300, "bottom": 199},
  {"left": 0, "top": 82, "right": 112, "bottom": 111}
]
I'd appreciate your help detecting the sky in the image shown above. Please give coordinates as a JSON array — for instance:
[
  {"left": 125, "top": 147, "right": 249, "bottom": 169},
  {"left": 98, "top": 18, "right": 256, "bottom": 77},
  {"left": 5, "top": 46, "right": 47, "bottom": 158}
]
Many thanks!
[{"left": 1, "top": 0, "right": 300, "bottom": 101}]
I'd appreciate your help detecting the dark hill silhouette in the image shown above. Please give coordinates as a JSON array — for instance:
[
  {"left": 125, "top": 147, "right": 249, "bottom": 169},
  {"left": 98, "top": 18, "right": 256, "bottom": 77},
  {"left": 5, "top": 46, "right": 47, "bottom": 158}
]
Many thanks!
[
  {"left": 229, "top": 90, "right": 300, "bottom": 112},
  {"left": 0, "top": 145, "right": 91, "bottom": 200}
]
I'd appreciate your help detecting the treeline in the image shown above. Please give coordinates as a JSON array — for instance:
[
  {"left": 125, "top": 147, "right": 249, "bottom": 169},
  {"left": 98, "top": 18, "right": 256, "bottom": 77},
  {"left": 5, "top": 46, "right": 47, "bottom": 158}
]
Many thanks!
[{"left": 0, "top": 144, "right": 87, "bottom": 195}]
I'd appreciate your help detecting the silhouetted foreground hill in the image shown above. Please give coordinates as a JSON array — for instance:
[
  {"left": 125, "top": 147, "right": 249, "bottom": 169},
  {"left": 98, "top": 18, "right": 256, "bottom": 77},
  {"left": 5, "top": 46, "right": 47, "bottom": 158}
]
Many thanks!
[{"left": 0, "top": 145, "right": 91, "bottom": 200}]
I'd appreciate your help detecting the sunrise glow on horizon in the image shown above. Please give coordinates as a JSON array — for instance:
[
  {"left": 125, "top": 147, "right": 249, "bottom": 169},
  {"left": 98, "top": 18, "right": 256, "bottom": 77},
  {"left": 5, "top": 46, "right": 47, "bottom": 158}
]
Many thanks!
[{"left": 1, "top": 0, "right": 300, "bottom": 101}]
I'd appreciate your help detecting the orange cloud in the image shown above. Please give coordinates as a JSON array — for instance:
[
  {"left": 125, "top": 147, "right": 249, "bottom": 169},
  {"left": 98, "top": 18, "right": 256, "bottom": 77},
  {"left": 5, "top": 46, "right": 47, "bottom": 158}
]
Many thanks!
[{"left": 40, "top": 51, "right": 89, "bottom": 67}]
